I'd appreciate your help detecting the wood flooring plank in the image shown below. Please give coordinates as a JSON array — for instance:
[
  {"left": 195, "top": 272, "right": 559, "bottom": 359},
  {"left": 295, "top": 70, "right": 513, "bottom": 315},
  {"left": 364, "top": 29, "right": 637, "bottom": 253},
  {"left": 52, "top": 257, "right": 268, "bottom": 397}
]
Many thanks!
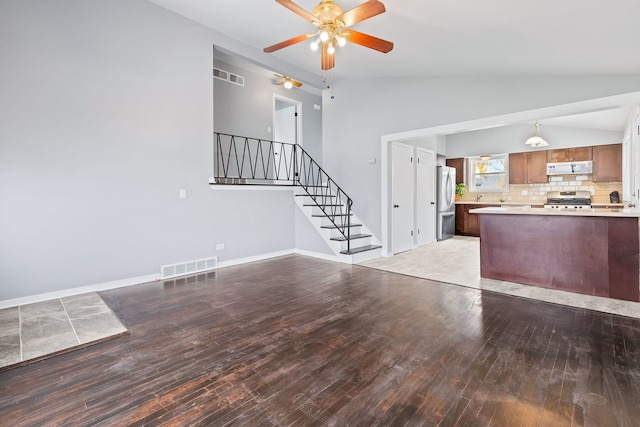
[{"left": 1, "top": 255, "right": 640, "bottom": 426}]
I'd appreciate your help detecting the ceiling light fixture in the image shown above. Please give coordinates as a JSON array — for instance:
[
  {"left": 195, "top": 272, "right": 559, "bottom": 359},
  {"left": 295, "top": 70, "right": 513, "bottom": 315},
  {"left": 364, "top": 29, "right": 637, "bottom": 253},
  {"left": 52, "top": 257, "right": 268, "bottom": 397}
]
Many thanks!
[
  {"left": 480, "top": 155, "right": 491, "bottom": 161},
  {"left": 273, "top": 73, "right": 302, "bottom": 89},
  {"left": 525, "top": 121, "right": 549, "bottom": 148},
  {"left": 264, "top": 0, "right": 393, "bottom": 71}
]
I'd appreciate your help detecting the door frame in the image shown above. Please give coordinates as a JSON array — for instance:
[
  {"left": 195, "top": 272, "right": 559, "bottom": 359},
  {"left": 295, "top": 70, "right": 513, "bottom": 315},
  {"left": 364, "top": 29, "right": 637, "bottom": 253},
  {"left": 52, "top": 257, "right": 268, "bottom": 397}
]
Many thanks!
[{"left": 380, "top": 91, "right": 640, "bottom": 256}]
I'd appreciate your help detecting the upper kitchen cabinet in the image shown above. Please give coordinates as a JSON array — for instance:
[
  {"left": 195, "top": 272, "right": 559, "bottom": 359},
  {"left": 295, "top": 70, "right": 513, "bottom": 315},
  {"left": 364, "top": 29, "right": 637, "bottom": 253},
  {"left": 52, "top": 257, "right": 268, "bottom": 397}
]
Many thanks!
[
  {"left": 547, "top": 147, "right": 592, "bottom": 162},
  {"left": 446, "top": 158, "right": 465, "bottom": 184},
  {"left": 509, "top": 151, "right": 547, "bottom": 184},
  {"left": 592, "top": 144, "right": 622, "bottom": 182}
]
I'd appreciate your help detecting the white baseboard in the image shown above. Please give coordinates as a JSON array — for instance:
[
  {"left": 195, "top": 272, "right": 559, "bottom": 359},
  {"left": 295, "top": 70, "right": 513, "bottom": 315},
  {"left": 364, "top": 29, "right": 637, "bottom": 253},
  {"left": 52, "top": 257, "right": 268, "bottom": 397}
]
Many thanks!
[
  {"left": 0, "top": 248, "right": 357, "bottom": 309},
  {"left": 216, "top": 249, "right": 295, "bottom": 269},
  {"left": 294, "top": 248, "right": 346, "bottom": 264},
  {"left": 0, "top": 273, "right": 159, "bottom": 309}
]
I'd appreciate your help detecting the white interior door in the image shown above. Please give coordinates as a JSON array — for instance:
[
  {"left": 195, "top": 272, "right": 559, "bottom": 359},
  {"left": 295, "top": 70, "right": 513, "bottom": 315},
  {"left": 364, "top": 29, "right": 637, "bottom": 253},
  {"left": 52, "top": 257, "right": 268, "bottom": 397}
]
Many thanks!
[
  {"left": 392, "top": 142, "right": 415, "bottom": 254},
  {"left": 417, "top": 148, "right": 436, "bottom": 246},
  {"left": 274, "top": 105, "right": 296, "bottom": 143},
  {"left": 273, "top": 99, "right": 299, "bottom": 181}
]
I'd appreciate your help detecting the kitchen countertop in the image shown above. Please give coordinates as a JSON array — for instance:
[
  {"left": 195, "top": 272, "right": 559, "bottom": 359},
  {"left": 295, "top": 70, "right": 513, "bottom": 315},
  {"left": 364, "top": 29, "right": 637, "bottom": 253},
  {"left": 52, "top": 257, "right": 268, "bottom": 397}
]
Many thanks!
[
  {"left": 455, "top": 201, "right": 502, "bottom": 205},
  {"left": 470, "top": 206, "right": 640, "bottom": 218},
  {"left": 457, "top": 201, "right": 625, "bottom": 207},
  {"left": 456, "top": 201, "right": 544, "bottom": 206}
]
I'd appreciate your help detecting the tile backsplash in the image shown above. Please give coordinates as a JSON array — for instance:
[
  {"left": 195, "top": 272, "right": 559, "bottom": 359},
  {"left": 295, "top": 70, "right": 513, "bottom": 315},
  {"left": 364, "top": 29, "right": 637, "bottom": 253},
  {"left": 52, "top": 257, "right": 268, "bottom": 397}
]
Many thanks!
[{"left": 459, "top": 175, "right": 622, "bottom": 204}]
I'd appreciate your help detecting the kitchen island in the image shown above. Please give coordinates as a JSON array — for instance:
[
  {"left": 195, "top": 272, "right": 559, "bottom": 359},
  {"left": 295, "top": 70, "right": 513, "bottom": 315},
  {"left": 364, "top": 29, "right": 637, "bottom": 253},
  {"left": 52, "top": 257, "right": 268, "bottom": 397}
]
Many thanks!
[{"left": 470, "top": 206, "right": 640, "bottom": 302}]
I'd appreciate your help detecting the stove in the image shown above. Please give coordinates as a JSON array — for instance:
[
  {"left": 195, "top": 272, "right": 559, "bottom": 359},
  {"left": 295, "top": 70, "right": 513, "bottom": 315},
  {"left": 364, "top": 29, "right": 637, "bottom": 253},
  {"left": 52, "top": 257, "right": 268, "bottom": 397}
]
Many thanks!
[
  {"left": 544, "top": 190, "right": 592, "bottom": 209},
  {"left": 544, "top": 191, "right": 591, "bottom": 209}
]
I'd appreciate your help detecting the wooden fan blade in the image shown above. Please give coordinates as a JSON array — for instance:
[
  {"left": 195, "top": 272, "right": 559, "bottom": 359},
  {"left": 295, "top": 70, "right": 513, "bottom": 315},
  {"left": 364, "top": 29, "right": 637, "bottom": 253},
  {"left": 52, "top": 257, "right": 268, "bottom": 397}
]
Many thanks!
[
  {"left": 337, "top": 0, "right": 386, "bottom": 28},
  {"left": 345, "top": 29, "right": 393, "bottom": 53},
  {"left": 264, "top": 34, "right": 310, "bottom": 53},
  {"left": 292, "top": 80, "right": 303, "bottom": 87},
  {"left": 275, "top": 0, "right": 317, "bottom": 23},
  {"left": 321, "top": 44, "right": 335, "bottom": 70}
]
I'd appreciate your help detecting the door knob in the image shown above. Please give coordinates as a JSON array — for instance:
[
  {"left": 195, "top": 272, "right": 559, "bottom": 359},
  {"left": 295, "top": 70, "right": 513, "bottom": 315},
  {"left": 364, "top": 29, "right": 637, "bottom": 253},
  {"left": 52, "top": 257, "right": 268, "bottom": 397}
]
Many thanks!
[
  {"left": 393, "top": 204, "right": 399, "bottom": 208},
  {"left": 430, "top": 201, "right": 435, "bottom": 205}
]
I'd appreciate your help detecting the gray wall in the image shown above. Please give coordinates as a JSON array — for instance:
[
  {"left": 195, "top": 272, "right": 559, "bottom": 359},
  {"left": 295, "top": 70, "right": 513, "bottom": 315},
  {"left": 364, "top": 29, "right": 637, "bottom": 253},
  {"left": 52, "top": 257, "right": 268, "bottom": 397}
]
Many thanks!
[
  {"left": 212, "top": 57, "right": 328, "bottom": 255},
  {"left": 0, "top": 0, "right": 300, "bottom": 301},
  {"left": 322, "top": 76, "right": 640, "bottom": 238},
  {"left": 446, "top": 124, "right": 624, "bottom": 158},
  {"left": 213, "top": 58, "right": 323, "bottom": 161}
]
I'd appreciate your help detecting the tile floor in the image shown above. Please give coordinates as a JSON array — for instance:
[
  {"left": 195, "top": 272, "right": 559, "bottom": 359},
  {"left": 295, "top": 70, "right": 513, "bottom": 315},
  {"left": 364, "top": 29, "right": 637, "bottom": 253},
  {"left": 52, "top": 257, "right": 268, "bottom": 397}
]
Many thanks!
[
  {"left": 359, "top": 235, "right": 640, "bottom": 319},
  {"left": 0, "top": 292, "right": 128, "bottom": 370}
]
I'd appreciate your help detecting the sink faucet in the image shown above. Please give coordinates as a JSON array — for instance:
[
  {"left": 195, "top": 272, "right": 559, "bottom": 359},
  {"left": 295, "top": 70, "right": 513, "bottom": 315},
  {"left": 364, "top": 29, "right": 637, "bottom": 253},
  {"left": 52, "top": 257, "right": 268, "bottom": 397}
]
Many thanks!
[{"left": 476, "top": 194, "right": 484, "bottom": 202}]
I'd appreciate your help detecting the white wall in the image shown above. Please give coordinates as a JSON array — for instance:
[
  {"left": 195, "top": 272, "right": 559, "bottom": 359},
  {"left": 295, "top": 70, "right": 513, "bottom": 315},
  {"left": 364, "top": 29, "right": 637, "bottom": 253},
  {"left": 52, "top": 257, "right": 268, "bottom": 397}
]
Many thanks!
[
  {"left": 294, "top": 208, "right": 334, "bottom": 256},
  {"left": 446, "top": 124, "right": 623, "bottom": 158},
  {"left": 0, "top": 0, "right": 301, "bottom": 301},
  {"left": 322, "top": 76, "right": 640, "bottom": 238}
]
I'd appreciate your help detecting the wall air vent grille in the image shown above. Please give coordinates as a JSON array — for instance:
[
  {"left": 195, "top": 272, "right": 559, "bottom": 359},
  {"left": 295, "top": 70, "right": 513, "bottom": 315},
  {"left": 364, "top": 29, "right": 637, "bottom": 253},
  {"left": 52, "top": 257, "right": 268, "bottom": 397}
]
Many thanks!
[
  {"left": 160, "top": 256, "right": 218, "bottom": 279},
  {"left": 229, "top": 73, "right": 245, "bottom": 86},
  {"left": 213, "top": 68, "right": 228, "bottom": 81}
]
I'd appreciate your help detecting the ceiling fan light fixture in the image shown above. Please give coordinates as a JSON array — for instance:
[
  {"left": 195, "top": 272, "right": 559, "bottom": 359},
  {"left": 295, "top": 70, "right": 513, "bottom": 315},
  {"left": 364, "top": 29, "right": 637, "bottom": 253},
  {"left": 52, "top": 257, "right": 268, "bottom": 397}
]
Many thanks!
[
  {"left": 525, "top": 121, "right": 549, "bottom": 148},
  {"left": 273, "top": 73, "right": 302, "bottom": 89},
  {"left": 264, "top": 0, "right": 393, "bottom": 71}
]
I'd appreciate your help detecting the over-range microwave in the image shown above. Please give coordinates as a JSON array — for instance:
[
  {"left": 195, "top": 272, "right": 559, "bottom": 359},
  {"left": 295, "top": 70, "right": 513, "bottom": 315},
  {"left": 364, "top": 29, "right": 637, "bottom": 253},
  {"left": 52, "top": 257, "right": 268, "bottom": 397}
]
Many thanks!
[{"left": 546, "top": 160, "right": 593, "bottom": 175}]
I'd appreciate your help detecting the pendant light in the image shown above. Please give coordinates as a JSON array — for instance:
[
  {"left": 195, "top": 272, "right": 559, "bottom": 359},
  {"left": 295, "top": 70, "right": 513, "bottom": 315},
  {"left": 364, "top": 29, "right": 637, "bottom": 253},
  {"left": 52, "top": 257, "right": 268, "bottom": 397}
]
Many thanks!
[{"left": 525, "top": 121, "right": 549, "bottom": 148}]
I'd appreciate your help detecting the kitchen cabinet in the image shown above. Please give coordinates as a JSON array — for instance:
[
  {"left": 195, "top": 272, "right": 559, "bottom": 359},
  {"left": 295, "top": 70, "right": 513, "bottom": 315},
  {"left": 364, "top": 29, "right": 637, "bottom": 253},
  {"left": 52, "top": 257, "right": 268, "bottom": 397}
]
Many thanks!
[
  {"left": 508, "top": 151, "right": 547, "bottom": 184},
  {"left": 476, "top": 210, "right": 639, "bottom": 301},
  {"left": 592, "top": 144, "right": 622, "bottom": 182},
  {"left": 455, "top": 204, "right": 465, "bottom": 235},
  {"left": 446, "top": 158, "right": 465, "bottom": 184},
  {"left": 547, "top": 147, "right": 592, "bottom": 162},
  {"left": 455, "top": 203, "right": 500, "bottom": 237}
]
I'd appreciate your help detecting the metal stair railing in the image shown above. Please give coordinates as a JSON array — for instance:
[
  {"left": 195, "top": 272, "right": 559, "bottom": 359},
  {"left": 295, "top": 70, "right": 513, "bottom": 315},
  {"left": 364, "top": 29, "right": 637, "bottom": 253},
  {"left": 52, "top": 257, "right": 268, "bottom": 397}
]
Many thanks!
[
  {"left": 213, "top": 132, "right": 353, "bottom": 253},
  {"left": 295, "top": 144, "right": 353, "bottom": 253}
]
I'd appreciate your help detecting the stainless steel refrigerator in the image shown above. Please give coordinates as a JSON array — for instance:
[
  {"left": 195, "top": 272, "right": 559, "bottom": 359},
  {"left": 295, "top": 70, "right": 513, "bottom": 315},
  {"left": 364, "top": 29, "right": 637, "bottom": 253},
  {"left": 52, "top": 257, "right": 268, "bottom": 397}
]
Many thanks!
[{"left": 436, "top": 165, "right": 456, "bottom": 241}]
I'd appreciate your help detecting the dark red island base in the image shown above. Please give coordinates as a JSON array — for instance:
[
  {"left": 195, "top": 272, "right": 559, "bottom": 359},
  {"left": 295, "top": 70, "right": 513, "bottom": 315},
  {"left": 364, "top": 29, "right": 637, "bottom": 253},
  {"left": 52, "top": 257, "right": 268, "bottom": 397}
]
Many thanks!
[{"left": 475, "top": 209, "right": 640, "bottom": 302}]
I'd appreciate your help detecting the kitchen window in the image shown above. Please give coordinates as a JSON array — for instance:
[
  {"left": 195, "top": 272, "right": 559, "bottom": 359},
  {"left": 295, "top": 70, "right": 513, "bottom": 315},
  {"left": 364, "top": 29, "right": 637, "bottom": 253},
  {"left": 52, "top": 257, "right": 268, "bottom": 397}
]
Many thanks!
[{"left": 467, "top": 154, "right": 508, "bottom": 192}]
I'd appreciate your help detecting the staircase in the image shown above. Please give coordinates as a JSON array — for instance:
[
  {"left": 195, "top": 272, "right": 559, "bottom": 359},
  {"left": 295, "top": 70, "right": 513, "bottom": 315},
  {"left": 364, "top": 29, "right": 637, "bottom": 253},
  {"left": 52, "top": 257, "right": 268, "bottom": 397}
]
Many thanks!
[
  {"left": 212, "top": 133, "right": 381, "bottom": 263},
  {"left": 293, "top": 186, "right": 382, "bottom": 263}
]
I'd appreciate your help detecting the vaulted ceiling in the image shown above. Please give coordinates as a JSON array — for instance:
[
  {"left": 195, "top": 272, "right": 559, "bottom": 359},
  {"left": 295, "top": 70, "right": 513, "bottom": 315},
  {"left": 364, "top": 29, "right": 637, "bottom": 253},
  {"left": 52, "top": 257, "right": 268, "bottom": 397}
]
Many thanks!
[
  {"left": 149, "top": 0, "right": 640, "bottom": 79},
  {"left": 149, "top": 0, "right": 640, "bottom": 130}
]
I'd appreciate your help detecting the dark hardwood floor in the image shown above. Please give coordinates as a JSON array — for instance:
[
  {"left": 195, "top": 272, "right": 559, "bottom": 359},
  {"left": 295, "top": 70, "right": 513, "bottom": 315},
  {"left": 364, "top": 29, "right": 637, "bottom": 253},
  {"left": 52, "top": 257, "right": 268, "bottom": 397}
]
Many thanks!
[{"left": 1, "top": 254, "right": 639, "bottom": 426}]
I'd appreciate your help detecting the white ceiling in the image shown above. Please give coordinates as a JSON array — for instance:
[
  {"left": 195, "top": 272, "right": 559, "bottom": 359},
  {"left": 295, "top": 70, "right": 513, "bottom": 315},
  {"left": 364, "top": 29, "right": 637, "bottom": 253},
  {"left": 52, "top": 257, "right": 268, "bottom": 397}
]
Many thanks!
[
  {"left": 542, "top": 106, "right": 633, "bottom": 131},
  {"left": 149, "top": 0, "right": 640, "bottom": 131}
]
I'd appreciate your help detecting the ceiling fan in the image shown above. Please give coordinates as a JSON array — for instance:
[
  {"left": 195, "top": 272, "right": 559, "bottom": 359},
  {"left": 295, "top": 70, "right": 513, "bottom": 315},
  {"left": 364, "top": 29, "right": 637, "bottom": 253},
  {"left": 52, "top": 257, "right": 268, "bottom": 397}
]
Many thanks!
[
  {"left": 274, "top": 73, "right": 303, "bottom": 89},
  {"left": 264, "top": 0, "right": 393, "bottom": 70}
]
